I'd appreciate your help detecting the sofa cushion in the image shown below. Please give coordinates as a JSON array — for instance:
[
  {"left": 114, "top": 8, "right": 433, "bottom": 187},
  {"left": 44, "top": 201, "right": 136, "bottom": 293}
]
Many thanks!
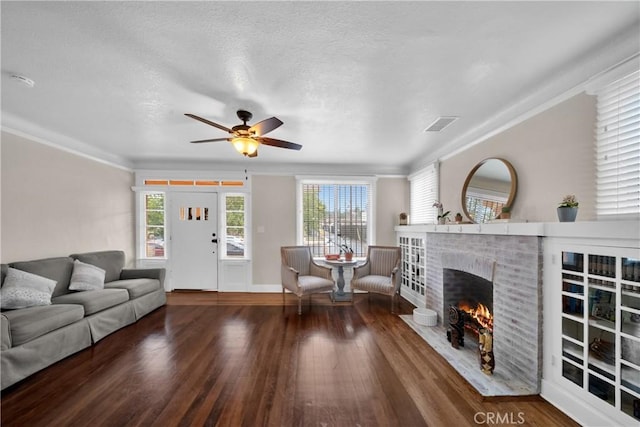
[
  {"left": 1, "top": 314, "right": 11, "bottom": 350},
  {"left": 9, "top": 257, "right": 74, "bottom": 298},
  {"left": 69, "top": 260, "right": 106, "bottom": 291},
  {"left": 1, "top": 264, "right": 7, "bottom": 288},
  {"left": 70, "top": 251, "right": 124, "bottom": 283},
  {"left": 105, "top": 278, "right": 160, "bottom": 299},
  {"left": 2, "top": 304, "right": 85, "bottom": 347},
  {"left": 0, "top": 268, "right": 57, "bottom": 309},
  {"left": 52, "top": 289, "right": 129, "bottom": 316}
]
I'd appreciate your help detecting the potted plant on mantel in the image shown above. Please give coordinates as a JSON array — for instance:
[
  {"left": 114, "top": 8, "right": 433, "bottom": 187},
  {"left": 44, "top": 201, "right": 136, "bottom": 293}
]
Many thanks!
[
  {"left": 557, "top": 194, "right": 579, "bottom": 222},
  {"left": 500, "top": 206, "right": 511, "bottom": 220},
  {"left": 433, "top": 201, "right": 450, "bottom": 225}
]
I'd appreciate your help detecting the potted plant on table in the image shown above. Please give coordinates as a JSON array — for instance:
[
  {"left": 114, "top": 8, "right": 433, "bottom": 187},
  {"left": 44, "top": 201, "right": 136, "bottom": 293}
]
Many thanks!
[
  {"left": 557, "top": 194, "right": 579, "bottom": 222},
  {"left": 340, "top": 244, "right": 354, "bottom": 261}
]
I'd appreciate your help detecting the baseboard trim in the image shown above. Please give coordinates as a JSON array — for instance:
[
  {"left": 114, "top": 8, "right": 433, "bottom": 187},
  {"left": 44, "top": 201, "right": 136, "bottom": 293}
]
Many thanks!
[
  {"left": 540, "top": 379, "right": 634, "bottom": 426},
  {"left": 247, "top": 284, "right": 282, "bottom": 293}
]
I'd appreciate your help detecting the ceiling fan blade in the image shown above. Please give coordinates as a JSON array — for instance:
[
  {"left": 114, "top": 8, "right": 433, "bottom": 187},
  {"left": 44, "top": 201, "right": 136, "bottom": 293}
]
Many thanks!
[
  {"left": 248, "top": 150, "right": 258, "bottom": 158},
  {"left": 189, "top": 138, "right": 230, "bottom": 144},
  {"left": 258, "top": 137, "right": 302, "bottom": 151},
  {"left": 185, "top": 114, "right": 232, "bottom": 133},
  {"left": 249, "top": 117, "right": 283, "bottom": 136}
]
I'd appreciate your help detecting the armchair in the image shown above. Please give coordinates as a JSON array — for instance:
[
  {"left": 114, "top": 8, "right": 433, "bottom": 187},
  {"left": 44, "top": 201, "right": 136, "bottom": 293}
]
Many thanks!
[
  {"left": 280, "top": 246, "right": 335, "bottom": 315},
  {"left": 351, "top": 246, "right": 402, "bottom": 312}
]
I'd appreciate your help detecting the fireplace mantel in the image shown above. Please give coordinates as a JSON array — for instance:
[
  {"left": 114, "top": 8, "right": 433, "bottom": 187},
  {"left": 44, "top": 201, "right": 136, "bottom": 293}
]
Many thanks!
[
  {"left": 396, "top": 220, "right": 638, "bottom": 241},
  {"left": 396, "top": 222, "right": 544, "bottom": 236}
]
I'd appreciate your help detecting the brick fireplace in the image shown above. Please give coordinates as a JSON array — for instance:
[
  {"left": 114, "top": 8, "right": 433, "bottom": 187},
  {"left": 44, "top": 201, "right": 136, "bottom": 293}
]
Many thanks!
[{"left": 425, "top": 232, "right": 543, "bottom": 394}]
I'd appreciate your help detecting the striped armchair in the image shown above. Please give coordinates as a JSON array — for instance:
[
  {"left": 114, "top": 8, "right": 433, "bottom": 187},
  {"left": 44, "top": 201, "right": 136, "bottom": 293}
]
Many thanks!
[
  {"left": 351, "top": 246, "right": 402, "bottom": 312},
  {"left": 281, "top": 246, "right": 335, "bottom": 315}
]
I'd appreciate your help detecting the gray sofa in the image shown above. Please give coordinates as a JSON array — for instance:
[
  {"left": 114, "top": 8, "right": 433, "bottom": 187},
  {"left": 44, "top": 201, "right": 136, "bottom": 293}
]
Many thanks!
[{"left": 0, "top": 250, "right": 166, "bottom": 390}]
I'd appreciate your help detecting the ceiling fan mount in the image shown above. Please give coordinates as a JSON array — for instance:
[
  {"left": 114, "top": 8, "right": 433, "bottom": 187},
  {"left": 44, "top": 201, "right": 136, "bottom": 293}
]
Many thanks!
[
  {"left": 236, "top": 109, "right": 253, "bottom": 124},
  {"left": 184, "top": 109, "right": 302, "bottom": 157}
]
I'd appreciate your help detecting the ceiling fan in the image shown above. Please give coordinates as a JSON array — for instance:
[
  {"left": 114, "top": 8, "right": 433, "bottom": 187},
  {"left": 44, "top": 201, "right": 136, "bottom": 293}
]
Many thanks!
[{"left": 184, "top": 110, "right": 302, "bottom": 157}]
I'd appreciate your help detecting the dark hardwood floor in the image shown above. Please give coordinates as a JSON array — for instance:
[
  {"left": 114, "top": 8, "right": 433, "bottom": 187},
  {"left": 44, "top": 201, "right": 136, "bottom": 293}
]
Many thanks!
[{"left": 1, "top": 292, "right": 578, "bottom": 426}]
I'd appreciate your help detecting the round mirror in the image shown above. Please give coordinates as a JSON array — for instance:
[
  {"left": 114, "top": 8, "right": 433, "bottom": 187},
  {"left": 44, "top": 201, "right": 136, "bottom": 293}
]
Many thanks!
[{"left": 461, "top": 158, "right": 517, "bottom": 223}]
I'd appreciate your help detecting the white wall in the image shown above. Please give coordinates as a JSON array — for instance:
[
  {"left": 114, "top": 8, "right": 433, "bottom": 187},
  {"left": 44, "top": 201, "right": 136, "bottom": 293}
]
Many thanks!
[
  {"left": 1, "top": 131, "right": 135, "bottom": 264},
  {"left": 251, "top": 175, "right": 297, "bottom": 287},
  {"left": 376, "top": 177, "right": 410, "bottom": 245},
  {"left": 439, "top": 92, "right": 596, "bottom": 223}
]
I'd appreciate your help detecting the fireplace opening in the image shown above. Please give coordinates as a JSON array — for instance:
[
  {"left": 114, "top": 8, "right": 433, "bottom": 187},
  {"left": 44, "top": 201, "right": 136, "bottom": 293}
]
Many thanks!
[{"left": 443, "top": 269, "right": 494, "bottom": 347}]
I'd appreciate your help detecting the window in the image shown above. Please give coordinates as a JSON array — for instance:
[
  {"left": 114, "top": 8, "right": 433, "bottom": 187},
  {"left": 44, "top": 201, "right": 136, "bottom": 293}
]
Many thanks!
[
  {"left": 299, "top": 179, "right": 374, "bottom": 257},
  {"left": 222, "top": 194, "right": 246, "bottom": 257},
  {"left": 595, "top": 69, "right": 640, "bottom": 218},
  {"left": 409, "top": 162, "right": 439, "bottom": 224},
  {"left": 144, "top": 193, "right": 165, "bottom": 258}
]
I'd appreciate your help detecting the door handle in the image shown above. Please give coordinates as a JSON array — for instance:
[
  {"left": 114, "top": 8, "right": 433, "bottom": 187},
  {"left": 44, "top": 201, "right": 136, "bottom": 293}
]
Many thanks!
[{"left": 211, "top": 238, "right": 218, "bottom": 243}]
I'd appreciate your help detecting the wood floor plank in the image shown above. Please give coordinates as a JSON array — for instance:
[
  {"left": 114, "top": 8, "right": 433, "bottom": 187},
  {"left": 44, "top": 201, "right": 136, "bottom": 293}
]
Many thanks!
[{"left": 1, "top": 292, "right": 578, "bottom": 427}]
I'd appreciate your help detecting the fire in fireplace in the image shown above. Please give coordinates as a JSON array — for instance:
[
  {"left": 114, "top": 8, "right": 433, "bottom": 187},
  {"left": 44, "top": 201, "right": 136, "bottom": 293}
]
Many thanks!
[
  {"left": 443, "top": 268, "right": 494, "bottom": 348},
  {"left": 458, "top": 300, "right": 494, "bottom": 333}
]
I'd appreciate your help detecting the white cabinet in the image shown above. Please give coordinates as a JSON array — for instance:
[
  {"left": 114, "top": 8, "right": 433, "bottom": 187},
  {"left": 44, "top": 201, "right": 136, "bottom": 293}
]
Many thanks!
[
  {"left": 397, "top": 232, "right": 426, "bottom": 307},
  {"left": 549, "top": 242, "right": 640, "bottom": 424}
]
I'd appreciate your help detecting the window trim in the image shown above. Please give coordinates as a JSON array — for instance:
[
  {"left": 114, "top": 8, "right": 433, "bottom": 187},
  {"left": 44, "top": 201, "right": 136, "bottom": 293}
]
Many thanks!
[
  {"left": 139, "top": 191, "right": 167, "bottom": 260},
  {"left": 219, "top": 193, "right": 250, "bottom": 260},
  {"left": 133, "top": 171, "right": 252, "bottom": 263}
]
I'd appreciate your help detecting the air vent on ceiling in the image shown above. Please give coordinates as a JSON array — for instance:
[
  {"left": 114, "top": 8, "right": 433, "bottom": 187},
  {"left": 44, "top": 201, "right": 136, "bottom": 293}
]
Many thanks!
[{"left": 424, "top": 116, "right": 458, "bottom": 132}]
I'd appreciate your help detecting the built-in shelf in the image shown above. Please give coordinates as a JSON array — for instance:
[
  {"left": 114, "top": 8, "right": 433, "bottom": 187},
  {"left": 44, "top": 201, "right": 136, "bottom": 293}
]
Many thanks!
[
  {"left": 555, "top": 246, "right": 640, "bottom": 424},
  {"left": 397, "top": 232, "right": 426, "bottom": 308}
]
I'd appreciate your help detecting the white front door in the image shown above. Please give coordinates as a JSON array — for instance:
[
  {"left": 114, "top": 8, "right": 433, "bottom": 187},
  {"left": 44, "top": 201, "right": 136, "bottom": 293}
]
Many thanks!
[{"left": 170, "top": 192, "right": 218, "bottom": 290}]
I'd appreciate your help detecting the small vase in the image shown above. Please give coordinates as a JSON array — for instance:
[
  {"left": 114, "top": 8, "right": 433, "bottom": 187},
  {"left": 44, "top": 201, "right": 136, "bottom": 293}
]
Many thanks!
[
  {"left": 344, "top": 252, "right": 353, "bottom": 261},
  {"left": 557, "top": 207, "right": 578, "bottom": 222}
]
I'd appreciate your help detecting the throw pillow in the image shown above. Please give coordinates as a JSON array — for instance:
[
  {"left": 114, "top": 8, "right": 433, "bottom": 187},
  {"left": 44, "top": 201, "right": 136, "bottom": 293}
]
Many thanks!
[
  {"left": 69, "top": 259, "right": 106, "bottom": 291},
  {"left": 0, "top": 267, "right": 57, "bottom": 309}
]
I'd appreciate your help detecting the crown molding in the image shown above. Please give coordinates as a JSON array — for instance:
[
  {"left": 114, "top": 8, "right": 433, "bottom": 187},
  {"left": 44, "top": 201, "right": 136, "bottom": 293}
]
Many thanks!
[
  {"left": 1, "top": 113, "right": 133, "bottom": 171},
  {"left": 131, "top": 158, "right": 408, "bottom": 177}
]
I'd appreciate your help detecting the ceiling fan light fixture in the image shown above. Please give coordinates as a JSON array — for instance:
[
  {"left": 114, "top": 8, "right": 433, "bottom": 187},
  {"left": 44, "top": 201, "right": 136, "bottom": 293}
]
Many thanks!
[{"left": 232, "top": 137, "right": 259, "bottom": 156}]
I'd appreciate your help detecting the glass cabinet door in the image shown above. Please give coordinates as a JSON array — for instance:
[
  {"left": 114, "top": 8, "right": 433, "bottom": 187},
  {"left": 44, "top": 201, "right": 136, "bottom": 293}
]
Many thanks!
[
  {"left": 620, "top": 257, "right": 640, "bottom": 420},
  {"left": 561, "top": 252, "right": 586, "bottom": 388},
  {"left": 587, "top": 255, "right": 616, "bottom": 407}
]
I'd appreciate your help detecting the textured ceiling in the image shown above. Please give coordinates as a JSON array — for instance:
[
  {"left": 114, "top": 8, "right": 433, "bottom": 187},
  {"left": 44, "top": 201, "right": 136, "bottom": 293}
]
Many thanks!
[{"left": 1, "top": 1, "right": 639, "bottom": 174}]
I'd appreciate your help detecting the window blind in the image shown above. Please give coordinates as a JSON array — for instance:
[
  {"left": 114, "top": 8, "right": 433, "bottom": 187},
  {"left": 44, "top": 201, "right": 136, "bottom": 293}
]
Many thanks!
[
  {"left": 301, "top": 183, "right": 369, "bottom": 257},
  {"left": 595, "top": 69, "right": 640, "bottom": 218},
  {"left": 409, "top": 162, "right": 439, "bottom": 224}
]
